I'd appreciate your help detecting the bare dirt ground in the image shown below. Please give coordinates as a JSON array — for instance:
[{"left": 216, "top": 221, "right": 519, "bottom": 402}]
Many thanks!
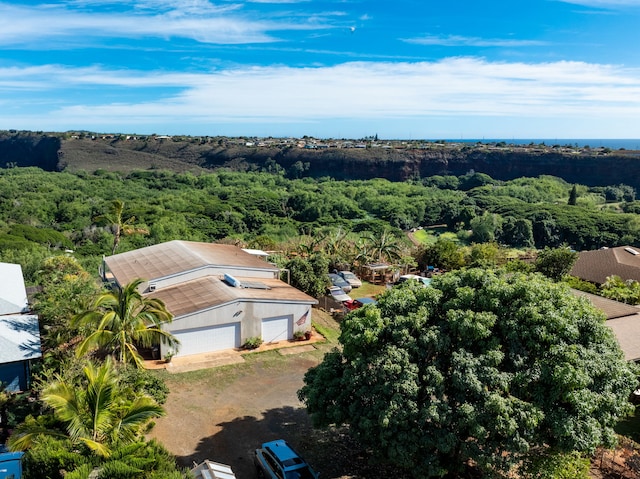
[
  {"left": 147, "top": 310, "right": 382, "bottom": 479},
  {"left": 148, "top": 310, "right": 639, "bottom": 479}
]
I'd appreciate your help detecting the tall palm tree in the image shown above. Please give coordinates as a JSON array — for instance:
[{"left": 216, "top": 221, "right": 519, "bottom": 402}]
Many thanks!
[
  {"left": 94, "top": 199, "right": 146, "bottom": 255},
  {"left": 8, "top": 358, "right": 164, "bottom": 457},
  {"left": 73, "top": 279, "right": 179, "bottom": 368}
]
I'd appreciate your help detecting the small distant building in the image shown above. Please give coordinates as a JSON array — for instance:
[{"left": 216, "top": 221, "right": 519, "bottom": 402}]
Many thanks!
[{"left": 0, "top": 263, "right": 42, "bottom": 392}]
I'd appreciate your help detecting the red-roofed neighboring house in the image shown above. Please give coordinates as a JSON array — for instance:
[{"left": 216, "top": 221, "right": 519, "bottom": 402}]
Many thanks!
[
  {"left": 571, "top": 289, "right": 640, "bottom": 362},
  {"left": 570, "top": 246, "right": 640, "bottom": 285}
]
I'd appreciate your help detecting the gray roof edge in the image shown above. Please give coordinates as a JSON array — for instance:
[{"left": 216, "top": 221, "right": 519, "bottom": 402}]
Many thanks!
[{"left": 172, "top": 297, "right": 318, "bottom": 320}]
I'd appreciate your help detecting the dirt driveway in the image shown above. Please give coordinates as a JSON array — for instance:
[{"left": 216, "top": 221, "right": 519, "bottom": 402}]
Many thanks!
[
  {"left": 149, "top": 351, "right": 323, "bottom": 478},
  {"left": 146, "top": 309, "right": 379, "bottom": 479}
]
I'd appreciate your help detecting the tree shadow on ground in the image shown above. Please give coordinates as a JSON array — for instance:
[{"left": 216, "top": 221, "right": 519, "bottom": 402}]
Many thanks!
[
  {"left": 176, "top": 406, "right": 313, "bottom": 478},
  {"left": 174, "top": 405, "right": 404, "bottom": 479}
]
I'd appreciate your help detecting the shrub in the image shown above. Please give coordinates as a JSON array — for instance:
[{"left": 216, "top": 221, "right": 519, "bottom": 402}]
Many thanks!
[
  {"left": 520, "top": 450, "right": 590, "bottom": 479},
  {"left": 22, "top": 436, "right": 89, "bottom": 479},
  {"left": 119, "top": 364, "right": 169, "bottom": 405},
  {"left": 243, "top": 337, "right": 263, "bottom": 350}
]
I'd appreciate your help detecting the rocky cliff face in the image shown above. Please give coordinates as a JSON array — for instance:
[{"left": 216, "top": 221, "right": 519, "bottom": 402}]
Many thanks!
[
  {"left": 2, "top": 132, "right": 640, "bottom": 189},
  {"left": 0, "top": 131, "right": 61, "bottom": 171}
]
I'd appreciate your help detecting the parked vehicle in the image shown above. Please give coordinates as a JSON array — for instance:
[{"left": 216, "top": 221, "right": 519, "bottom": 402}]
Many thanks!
[
  {"left": 328, "top": 273, "right": 352, "bottom": 293},
  {"left": 344, "top": 297, "right": 377, "bottom": 311},
  {"left": 0, "top": 448, "right": 24, "bottom": 479},
  {"left": 254, "top": 439, "right": 319, "bottom": 479},
  {"left": 327, "top": 285, "right": 352, "bottom": 303},
  {"left": 339, "top": 270, "right": 362, "bottom": 288},
  {"left": 396, "top": 274, "right": 432, "bottom": 286}
]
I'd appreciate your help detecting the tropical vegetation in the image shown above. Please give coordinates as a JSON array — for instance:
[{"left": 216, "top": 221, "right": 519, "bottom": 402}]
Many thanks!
[
  {"left": 2, "top": 163, "right": 640, "bottom": 477},
  {"left": 298, "top": 270, "right": 638, "bottom": 478},
  {"left": 73, "top": 278, "right": 179, "bottom": 367}
]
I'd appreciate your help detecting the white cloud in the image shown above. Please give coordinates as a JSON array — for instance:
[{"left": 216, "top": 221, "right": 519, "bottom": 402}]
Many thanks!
[
  {"left": 558, "top": 0, "right": 640, "bottom": 8},
  {"left": 4, "top": 58, "right": 639, "bottom": 126},
  {"left": 403, "top": 35, "right": 546, "bottom": 48},
  {"left": 0, "top": 1, "right": 334, "bottom": 47}
]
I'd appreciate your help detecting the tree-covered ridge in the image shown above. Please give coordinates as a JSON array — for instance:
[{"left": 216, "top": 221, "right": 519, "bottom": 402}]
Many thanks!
[
  {"left": 5, "top": 131, "right": 640, "bottom": 189},
  {"left": 1, "top": 168, "right": 639, "bottom": 276}
]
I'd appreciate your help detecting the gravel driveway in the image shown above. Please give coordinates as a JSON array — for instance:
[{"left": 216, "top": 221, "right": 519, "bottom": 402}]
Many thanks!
[{"left": 148, "top": 342, "right": 330, "bottom": 478}]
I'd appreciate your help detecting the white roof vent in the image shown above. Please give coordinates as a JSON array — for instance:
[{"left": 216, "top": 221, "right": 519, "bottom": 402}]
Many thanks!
[{"left": 624, "top": 247, "right": 640, "bottom": 256}]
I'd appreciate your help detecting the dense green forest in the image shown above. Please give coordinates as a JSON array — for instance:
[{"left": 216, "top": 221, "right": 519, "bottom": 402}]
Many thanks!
[
  {"left": 1, "top": 166, "right": 639, "bottom": 284},
  {"left": 4, "top": 165, "right": 640, "bottom": 478}
]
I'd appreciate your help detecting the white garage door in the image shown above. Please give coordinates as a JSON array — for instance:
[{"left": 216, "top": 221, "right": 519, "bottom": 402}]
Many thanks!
[
  {"left": 173, "top": 322, "right": 241, "bottom": 356},
  {"left": 262, "top": 315, "right": 291, "bottom": 344}
]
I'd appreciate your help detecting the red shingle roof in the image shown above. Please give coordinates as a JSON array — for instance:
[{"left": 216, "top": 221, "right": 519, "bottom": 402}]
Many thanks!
[
  {"left": 570, "top": 289, "right": 640, "bottom": 361},
  {"left": 570, "top": 246, "right": 640, "bottom": 285}
]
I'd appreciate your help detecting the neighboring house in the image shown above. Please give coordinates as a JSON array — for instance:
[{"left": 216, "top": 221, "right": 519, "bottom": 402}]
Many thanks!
[
  {"left": 101, "top": 241, "right": 317, "bottom": 359},
  {"left": 571, "top": 289, "right": 640, "bottom": 361},
  {"left": 0, "top": 263, "right": 42, "bottom": 392},
  {"left": 570, "top": 246, "right": 640, "bottom": 285}
]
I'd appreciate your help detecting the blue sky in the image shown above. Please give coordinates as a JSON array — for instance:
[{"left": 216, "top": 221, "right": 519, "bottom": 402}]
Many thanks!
[{"left": 1, "top": 0, "right": 640, "bottom": 139}]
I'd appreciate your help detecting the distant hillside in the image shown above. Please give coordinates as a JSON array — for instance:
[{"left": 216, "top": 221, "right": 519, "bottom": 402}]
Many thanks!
[{"left": 3, "top": 131, "right": 640, "bottom": 189}]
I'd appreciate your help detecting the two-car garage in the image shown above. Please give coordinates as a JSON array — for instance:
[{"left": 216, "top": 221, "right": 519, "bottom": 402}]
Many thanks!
[{"left": 171, "top": 315, "right": 293, "bottom": 357}]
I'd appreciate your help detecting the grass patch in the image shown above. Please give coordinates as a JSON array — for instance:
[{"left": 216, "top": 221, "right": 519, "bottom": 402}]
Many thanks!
[
  {"left": 439, "top": 231, "right": 460, "bottom": 242},
  {"left": 353, "top": 281, "right": 387, "bottom": 298},
  {"left": 313, "top": 321, "right": 340, "bottom": 343},
  {"left": 412, "top": 229, "right": 433, "bottom": 245},
  {"left": 151, "top": 360, "right": 254, "bottom": 388}
]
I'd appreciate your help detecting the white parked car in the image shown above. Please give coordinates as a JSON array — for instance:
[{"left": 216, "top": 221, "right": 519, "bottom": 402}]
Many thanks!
[
  {"left": 327, "top": 285, "right": 352, "bottom": 303},
  {"left": 339, "top": 270, "right": 362, "bottom": 288}
]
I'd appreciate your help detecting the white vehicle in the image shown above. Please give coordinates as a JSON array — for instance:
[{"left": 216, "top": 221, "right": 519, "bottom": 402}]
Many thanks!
[
  {"left": 339, "top": 270, "right": 362, "bottom": 288},
  {"left": 397, "top": 274, "right": 432, "bottom": 286},
  {"left": 327, "top": 285, "right": 352, "bottom": 302}
]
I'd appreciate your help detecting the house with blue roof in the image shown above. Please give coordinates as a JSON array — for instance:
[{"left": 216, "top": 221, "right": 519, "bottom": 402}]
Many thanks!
[{"left": 0, "top": 263, "right": 42, "bottom": 392}]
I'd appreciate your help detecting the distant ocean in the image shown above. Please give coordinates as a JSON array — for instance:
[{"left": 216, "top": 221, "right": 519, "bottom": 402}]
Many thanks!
[{"left": 444, "top": 139, "right": 640, "bottom": 150}]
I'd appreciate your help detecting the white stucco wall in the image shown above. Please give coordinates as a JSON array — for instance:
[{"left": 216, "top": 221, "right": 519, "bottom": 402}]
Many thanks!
[{"left": 160, "top": 300, "right": 313, "bottom": 356}]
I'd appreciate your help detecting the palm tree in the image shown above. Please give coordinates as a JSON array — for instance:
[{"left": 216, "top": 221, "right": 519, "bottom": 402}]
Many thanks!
[
  {"left": 73, "top": 279, "right": 179, "bottom": 368},
  {"left": 8, "top": 358, "right": 164, "bottom": 457},
  {"left": 361, "top": 230, "right": 403, "bottom": 263},
  {"left": 94, "top": 199, "right": 147, "bottom": 255}
]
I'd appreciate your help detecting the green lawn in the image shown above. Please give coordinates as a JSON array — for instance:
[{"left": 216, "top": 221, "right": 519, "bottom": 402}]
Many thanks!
[
  {"left": 352, "top": 281, "right": 387, "bottom": 298},
  {"left": 412, "top": 227, "right": 462, "bottom": 246},
  {"left": 412, "top": 228, "right": 433, "bottom": 244}
]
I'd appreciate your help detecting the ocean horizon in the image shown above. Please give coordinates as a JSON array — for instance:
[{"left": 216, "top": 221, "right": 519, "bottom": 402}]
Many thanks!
[{"left": 446, "top": 139, "right": 640, "bottom": 150}]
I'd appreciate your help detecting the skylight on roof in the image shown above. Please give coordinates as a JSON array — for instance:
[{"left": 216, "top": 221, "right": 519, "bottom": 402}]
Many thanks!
[{"left": 624, "top": 247, "right": 640, "bottom": 256}]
